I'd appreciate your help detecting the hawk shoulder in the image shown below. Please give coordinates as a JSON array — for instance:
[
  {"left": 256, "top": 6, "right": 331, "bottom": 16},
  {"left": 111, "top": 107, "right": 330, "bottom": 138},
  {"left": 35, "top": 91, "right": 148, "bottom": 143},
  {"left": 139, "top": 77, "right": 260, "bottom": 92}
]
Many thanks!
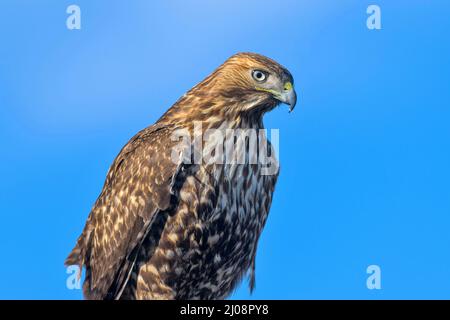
[{"left": 66, "top": 123, "right": 186, "bottom": 299}]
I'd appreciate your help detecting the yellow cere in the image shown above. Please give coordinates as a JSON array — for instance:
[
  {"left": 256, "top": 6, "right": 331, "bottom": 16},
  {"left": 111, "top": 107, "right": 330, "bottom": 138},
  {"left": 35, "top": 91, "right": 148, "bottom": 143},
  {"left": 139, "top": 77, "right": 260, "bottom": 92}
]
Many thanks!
[{"left": 284, "top": 82, "right": 293, "bottom": 91}]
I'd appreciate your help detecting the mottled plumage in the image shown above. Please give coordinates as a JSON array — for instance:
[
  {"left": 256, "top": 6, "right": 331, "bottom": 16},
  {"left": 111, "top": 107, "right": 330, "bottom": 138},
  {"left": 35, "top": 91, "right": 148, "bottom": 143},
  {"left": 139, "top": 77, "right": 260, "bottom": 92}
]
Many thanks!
[{"left": 66, "top": 52, "right": 296, "bottom": 300}]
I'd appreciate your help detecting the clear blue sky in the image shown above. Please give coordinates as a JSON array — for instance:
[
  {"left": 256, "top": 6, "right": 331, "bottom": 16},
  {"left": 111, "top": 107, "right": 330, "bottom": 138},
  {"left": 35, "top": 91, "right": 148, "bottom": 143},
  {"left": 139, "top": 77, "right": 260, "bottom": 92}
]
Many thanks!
[{"left": 0, "top": 0, "right": 449, "bottom": 299}]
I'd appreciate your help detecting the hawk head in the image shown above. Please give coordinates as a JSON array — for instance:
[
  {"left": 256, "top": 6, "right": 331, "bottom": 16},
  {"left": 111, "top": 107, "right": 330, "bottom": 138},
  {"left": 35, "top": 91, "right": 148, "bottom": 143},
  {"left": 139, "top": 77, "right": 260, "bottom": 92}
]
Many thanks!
[
  {"left": 160, "top": 52, "right": 297, "bottom": 125},
  {"left": 215, "top": 52, "right": 297, "bottom": 113}
]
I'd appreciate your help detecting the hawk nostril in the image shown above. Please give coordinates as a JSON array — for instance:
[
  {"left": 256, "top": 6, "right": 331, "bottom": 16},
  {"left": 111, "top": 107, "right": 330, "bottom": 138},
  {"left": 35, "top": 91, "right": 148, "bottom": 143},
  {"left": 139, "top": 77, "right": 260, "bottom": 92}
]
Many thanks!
[{"left": 283, "top": 82, "right": 293, "bottom": 91}]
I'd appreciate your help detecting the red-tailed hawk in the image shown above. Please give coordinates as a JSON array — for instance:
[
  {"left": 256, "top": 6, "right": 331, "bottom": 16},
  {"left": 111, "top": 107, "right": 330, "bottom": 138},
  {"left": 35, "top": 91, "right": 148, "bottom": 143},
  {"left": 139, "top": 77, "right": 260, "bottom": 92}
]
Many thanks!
[{"left": 65, "top": 52, "right": 297, "bottom": 299}]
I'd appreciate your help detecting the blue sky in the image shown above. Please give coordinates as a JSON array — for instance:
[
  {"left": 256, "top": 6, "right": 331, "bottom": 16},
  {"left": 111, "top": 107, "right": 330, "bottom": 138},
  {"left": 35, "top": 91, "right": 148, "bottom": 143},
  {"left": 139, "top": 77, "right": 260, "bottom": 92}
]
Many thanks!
[{"left": 0, "top": 0, "right": 449, "bottom": 299}]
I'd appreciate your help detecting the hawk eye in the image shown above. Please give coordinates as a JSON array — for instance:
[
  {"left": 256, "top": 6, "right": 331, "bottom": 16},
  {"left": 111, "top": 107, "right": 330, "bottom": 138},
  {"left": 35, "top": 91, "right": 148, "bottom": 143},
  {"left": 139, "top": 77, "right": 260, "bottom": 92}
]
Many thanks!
[{"left": 252, "top": 70, "right": 267, "bottom": 82}]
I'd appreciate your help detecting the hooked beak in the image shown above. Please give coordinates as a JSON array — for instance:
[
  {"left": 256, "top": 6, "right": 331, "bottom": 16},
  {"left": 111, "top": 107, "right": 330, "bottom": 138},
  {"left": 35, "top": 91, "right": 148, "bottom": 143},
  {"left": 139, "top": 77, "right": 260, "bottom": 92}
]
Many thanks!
[{"left": 276, "top": 81, "right": 297, "bottom": 112}]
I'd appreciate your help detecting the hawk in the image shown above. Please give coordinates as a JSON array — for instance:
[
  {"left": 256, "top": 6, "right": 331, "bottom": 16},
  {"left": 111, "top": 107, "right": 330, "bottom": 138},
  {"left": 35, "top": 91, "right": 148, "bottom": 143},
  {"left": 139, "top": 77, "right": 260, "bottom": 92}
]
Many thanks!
[{"left": 66, "top": 52, "right": 297, "bottom": 300}]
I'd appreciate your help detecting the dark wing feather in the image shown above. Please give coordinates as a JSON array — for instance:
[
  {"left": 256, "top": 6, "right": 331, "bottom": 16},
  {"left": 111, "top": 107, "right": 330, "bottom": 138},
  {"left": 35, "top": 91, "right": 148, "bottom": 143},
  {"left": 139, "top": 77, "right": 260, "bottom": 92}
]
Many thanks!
[{"left": 65, "top": 123, "right": 185, "bottom": 299}]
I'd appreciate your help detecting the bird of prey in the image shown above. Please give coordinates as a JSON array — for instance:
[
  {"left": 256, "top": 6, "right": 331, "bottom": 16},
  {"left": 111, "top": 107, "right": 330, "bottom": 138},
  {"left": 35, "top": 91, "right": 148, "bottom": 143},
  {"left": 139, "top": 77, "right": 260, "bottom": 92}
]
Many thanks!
[{"left": 65, "top": 52, "right": 297, "bottom": 300}]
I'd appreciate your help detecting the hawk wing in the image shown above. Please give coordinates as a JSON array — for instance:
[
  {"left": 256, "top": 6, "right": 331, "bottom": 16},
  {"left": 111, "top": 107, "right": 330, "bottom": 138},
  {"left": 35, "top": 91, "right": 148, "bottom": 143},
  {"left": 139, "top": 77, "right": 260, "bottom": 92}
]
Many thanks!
[{"left": 65, "top": 123, "right": 187, "bottom": 299}]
